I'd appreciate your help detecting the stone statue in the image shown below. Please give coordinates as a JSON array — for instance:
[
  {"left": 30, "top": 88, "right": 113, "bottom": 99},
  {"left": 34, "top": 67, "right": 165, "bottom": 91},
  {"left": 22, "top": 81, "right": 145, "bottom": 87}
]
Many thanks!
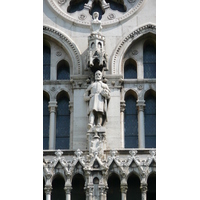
[
  {"left": 84, "top": 70, "right": 110, "bottom": 129},
  {"left": 90, "top": 12, "right": 102, "bottom": 34}
]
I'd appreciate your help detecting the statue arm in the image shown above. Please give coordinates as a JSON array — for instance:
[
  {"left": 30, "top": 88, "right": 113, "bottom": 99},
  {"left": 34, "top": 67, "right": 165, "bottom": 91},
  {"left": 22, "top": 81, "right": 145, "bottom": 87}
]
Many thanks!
[{"left": 84, "top": 85, "right": 92, "bottom": 101}]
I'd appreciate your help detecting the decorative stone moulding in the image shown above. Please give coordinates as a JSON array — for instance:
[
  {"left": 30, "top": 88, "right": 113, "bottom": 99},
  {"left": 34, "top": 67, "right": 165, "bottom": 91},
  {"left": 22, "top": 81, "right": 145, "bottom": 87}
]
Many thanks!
[
  {"left": 47, "top": 0, "right": 145, "bottom": 27},
  {"left": 112, "top": 24, "right": 156, "bottom": 74},
  {"left": 43, "top": 25, "right": 82, "bottom": 75}
]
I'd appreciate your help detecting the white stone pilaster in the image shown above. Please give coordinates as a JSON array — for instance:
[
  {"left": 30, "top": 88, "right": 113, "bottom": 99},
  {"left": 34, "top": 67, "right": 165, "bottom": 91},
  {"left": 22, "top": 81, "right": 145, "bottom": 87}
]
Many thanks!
[
  {"left": 44, "top": 186, "right": 52, "bottom": 200},
  {"left": 137, "top": 100, "right": 145, "bottom": 148},
  {"left": 64, "top": 186, "right": 72, "bottom": 200},
  {"left": 140, "top": 184, "right": 148, "bottom": 200},
  {"left": 120, "top": 101, "right": 126, "bottom": 147},
  {"left": 48, "top": 101, "right": 57, "bottom": 149},
  {"left": 121, "top": 185, "right": 128, "bottom": 200}
]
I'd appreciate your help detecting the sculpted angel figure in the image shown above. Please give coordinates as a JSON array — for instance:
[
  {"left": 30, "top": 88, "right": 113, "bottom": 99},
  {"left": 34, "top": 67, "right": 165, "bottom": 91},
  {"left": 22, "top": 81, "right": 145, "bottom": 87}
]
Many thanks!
[{"left": 84, "top": 70, "right": 110, "bottom": 129}]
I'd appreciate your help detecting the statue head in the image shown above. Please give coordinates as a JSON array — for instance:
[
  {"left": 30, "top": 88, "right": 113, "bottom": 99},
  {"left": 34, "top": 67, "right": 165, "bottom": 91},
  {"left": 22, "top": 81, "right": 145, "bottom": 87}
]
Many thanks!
[
  {"left": 93, "top": 12, "right": 99, "bottom": 21},
  {"left": 95, "top": 70, "right": 102, "bottom": 81}
]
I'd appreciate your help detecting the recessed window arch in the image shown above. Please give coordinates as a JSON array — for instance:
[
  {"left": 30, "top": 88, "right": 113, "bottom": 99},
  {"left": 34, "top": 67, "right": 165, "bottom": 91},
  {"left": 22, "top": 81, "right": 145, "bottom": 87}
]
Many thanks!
[
  {"left": 71, "top": 174, "right": 86, "bottom": 200},
  {"left": 144, "top": 90, "right": 156, "bottom": 148},
  {"left": 127, "top": 173, "right": 141, "bottom": 200},
  {"left": 43, "top": 91, "right": 50, "bottom": 150},
  {"left": 57, "top": 60, "right": 70, "bottom": 80},
  {"left": 124, "top": 59, "right": 137, "bottom": 79},
  {"left": 56, "top": 91, "right": 70, "bottom": 149},
  {"left": 52, "top": 175, "right": 65, "bottom": 200},
  {"left": 107, "top": 173, "right": 121, "bottom": 200},
  {"left": 147, "top": 173, "right": 156, "bottom": 200},
  {"left": 43, "top": 42, "right": 50, "bottom": 80},
  {"left": 124, "top": 90, "right": 138, "bottom": 148},
  {"left": 143, "top": 40, "right": 156, "bottom": 79}
]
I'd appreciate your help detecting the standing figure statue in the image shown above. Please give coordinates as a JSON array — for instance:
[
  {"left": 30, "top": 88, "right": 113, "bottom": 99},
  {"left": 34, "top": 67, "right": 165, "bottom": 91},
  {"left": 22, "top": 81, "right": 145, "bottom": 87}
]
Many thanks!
[{"left": 84, "top": 70, "right": 110, "bottom": 129}]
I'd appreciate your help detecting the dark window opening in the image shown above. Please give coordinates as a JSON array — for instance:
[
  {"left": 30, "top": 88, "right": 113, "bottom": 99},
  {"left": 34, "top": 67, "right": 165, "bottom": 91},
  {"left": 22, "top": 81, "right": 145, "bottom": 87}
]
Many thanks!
[
  {"left": 127, "top": 173, "right": 141, "bottom": 200},
  {"left": 145, "top": 92, "right": 156, "bottom": 148},
  {"left": 43, "top": 93, "right": 50, "bottom": 150},
  {"left": 57, "top": 60, "right": 70, "bottom": 80},
  {"left": 71, "top": 174, "right": 86, "bottom": 200},
  {"left": 52, "top": 176, "right": 65, "bottom": 200},
  {"left": 107, "top": 173, "right": 121, "bottom": 200},
  {"left": 43, "top": 45, "right": 50, "bottom": 80},
  {"left": 143, "top": 42, "right": 156, "bottom": 78},
  {"left": 56, "top": 92, "right": 70, "bottom": 149},
  {"left": 125, "top": 95, "right": 138, "bottom": 148}
]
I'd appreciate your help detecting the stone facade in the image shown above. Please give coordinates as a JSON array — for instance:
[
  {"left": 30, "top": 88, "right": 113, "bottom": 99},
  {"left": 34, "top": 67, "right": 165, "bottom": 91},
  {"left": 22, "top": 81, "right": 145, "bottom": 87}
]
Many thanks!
[{"left": 43, "top": 0, "right": 156, "bottom": 199}]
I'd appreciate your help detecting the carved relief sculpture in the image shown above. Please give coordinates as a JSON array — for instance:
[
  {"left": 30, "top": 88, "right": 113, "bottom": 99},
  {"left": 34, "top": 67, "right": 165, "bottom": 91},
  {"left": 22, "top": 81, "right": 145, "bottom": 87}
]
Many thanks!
[{"left": 84, "top": 70, "right": 110, "bottom": 129}]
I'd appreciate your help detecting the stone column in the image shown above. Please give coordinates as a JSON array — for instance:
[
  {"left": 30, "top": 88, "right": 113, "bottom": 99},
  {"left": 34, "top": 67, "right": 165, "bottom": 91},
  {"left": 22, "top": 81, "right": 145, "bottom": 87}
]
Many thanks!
[
  {"left": 69, "top": 101, "right": 73, "bottom": 149},
  {"left": 121, "top": 185, "right": 128, "bottom": 200},
  {"left": 120, "top": 101, "right": 126, "bottom": 147},
  {"left": 48, "top": 101, "right": 57, "bottom": 149},
  {"left": 85, "top": 186, "right": 93, "bottom": 200},
  {"left": 136, "top": 100, "right": 145, "bottom": 148},
  {"left": 99, "top": 187, "right": 107, "bottom": 200},
  {"left": 44, "top": 186, "right": 52, "bottom": 200},
  {"left": 140, "top": 184, "right": 148, "bottom": 200},
  {"left": 88, "top": 187, "right": 93, "bottom": 200},
  {"left": 64, "top": 186, "right": 72, "bottom": 200}
]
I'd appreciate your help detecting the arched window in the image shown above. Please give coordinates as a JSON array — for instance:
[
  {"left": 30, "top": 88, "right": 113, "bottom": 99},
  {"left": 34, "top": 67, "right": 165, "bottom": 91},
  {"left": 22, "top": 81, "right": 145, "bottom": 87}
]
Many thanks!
[
  {"left": 127, "top": 173, "right": 141, "bottom": 200},
  {"left": 125, "top": 93, "right": 138, "bottom": 148},
  {"left": 43, "top": 44, "right": 50, "bottom": 80},
  {"left": 56, "top": 92, "right": 70, "bottom": 149},
  {"left": 143, "top": 41, "right": 156, "bottom": 78},
  {"left": 52, "top": 176, "right": 65, "bottom": 200},
  {"left": 147, "top": 173, "right": 156, "bottom": 200},
  {"left": 124, "top": 59, "right": 137, "bottom": 79},
  {"left": 43, "top": 92, "right": 50, "bottom": 150},
  {"left": 145, "top": 90, "right": 156, "bottom": 148},
  {"left": 71, "top": 174, "right": 86, "bottom": 200},
  {"left": 107, "top": 173, "right": 121, "bottom": 200},
  {"left": 57, "top": 60, "right": 70, "bottom": 80}
]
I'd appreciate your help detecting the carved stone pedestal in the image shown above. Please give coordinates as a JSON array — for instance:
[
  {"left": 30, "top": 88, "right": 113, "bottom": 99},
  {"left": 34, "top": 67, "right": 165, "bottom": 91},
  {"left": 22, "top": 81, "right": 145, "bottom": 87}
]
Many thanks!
[{"left": 87, "top": 126, "right": 106, "bottom": 158}]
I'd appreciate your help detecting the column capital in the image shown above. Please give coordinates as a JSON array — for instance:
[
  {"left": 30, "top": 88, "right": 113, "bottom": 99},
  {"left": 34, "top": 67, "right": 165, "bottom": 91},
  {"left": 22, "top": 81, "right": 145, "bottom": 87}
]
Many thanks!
[
  {"left": 136, "top": 100, "right": 145, "bottom": 111},
  {"left": 48, "top": 101, "right": 57, "bottom": 113},
  {"left": 44, "top": 185, "right": 52, "bottom": 195},
  {"left": 64, "top": 186, "right": 72, "bottom": 194},
  {"left": 121, "top": 185, "right": 128, "bottom": 194},
  {"left": 140, "top": 184, "right": 148, "bottom": 193},
  {"left": 69, "top": 101, "right": 73, "bottom": 113},
  {"left": 120, "top": 101, "right": 126, "bottom": 112}
]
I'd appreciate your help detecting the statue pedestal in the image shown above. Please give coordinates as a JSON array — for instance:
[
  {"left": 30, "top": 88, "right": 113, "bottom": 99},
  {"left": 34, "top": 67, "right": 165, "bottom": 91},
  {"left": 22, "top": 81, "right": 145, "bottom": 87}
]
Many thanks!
[{"left": 87, "top": 126, "right": 106, "bottom": 159}]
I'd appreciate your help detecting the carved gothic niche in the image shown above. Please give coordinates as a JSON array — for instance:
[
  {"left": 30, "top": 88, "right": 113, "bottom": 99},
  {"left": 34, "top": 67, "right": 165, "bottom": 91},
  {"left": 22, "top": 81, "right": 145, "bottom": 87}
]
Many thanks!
[
  {"left": 73, "top": 161, "right": 85, "bottom": 176},
  {"left": 86, "top": 12, "right": 108, "bottom": 73}
]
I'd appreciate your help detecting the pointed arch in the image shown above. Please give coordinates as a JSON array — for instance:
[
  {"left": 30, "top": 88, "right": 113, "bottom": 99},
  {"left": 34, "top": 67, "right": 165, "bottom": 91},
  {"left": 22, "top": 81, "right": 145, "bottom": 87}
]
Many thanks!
[
  {"left": 57, "top": 59, "right": 70, "bottom": 80},
  {"left": 71, "top": 173, "right": 86, "bottom": 200},
  {"left": 127, "top": 172, "right": 141, "bottom": 200},
  {"left": 52, "top": 174, "right": 65, "bottom": 200},
  {"left": 111, "top": 24, "right": 156, "bottom": 75},
  {"left": 107, "top": 172, "right": 121, "bottom": 200},
  {"left": 43, "top": 25, "right": 82, "bottom": 75},
  {"left": 124, "top": 58, "right": 137, "bottom": 79}
]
